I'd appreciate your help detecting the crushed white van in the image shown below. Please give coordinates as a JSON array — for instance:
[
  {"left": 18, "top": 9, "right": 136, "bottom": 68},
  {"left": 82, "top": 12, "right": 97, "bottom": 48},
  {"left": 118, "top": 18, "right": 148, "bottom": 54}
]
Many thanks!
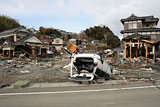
[{"left": 69, "top": 53, "right": 113, "bottom": 82}]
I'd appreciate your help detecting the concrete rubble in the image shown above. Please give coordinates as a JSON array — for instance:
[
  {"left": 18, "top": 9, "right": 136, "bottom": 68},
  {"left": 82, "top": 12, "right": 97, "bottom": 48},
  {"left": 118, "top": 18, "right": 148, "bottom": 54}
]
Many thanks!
[
  {"left": 0, "top": 55, "right": 70, "bottom": 85},
  {"left": 109, "top": 55, "right": 160, "bottom": 84}
]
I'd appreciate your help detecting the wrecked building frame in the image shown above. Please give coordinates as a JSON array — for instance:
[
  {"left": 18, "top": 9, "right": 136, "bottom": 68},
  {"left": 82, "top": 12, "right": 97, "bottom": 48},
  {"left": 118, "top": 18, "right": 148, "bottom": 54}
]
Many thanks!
[{"left": 122, "top": 33, "right": 159, "bottom": 60}]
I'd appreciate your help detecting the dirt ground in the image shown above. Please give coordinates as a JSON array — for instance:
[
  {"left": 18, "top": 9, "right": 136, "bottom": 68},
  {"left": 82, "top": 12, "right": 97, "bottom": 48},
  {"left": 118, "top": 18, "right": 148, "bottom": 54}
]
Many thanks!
[{"left": 0, "top": 57, "right": 71, "bottom": 84}]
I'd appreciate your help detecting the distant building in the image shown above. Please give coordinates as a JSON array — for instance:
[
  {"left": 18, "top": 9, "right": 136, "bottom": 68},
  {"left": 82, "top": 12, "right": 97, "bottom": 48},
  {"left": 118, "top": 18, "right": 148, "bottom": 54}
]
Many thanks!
[
  {"left": 69, "top": 39, "right": 84, "bottom": 46},
  {"left": 28, "top": 28, "right": 38, "bottom": 34},
  {"left": 52, "top": 37, "right": 63, "bottom": 50},
  {"left": 91, "top": 40, "right": 101, "bottom": 44},
  {"left": 82, "top": 39, "right": 88, "bottom": 45},
  {"left": 69, "top": 39, "right": 76, "bottom": 45},
  {"left": 40, "top": 38, "right": 52, "bottom": 45}
]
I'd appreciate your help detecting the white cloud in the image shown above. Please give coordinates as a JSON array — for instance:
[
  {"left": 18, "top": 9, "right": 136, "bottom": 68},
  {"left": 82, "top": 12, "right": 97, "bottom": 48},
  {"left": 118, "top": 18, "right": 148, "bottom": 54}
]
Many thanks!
[{"left": 1, "top": 0, "right": 160, "bottom": 39}]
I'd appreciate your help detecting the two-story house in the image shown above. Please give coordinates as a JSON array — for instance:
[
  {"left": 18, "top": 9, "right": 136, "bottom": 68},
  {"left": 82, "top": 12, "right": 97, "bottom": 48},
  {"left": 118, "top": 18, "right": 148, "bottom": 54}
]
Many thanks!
[
  {"left": 121, "top": 14, "right": 160, "bottom": 60},
  {"left": 52, "top": 37, "right": 63, "bottom": 50}
]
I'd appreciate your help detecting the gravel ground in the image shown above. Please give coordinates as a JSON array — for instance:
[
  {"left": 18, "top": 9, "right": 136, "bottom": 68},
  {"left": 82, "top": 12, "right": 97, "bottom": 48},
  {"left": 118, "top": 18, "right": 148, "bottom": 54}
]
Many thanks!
[
  {"left": 0, "top": 56, "right": 160, "bottom": 85},
  {"left": 0, "top": 58, "right": 71, "bottom": 84}
]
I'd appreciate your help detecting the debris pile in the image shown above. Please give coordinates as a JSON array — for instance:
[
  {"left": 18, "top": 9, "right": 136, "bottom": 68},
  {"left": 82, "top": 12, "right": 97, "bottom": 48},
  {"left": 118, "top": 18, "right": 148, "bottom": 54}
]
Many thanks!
[{"left": 108, "top": 55, "right": 160, "bottom": 83}]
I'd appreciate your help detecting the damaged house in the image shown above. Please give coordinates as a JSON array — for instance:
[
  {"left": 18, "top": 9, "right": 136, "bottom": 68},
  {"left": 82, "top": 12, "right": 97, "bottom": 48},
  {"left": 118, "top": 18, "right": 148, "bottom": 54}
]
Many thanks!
[
  {"left": 15, "top": 34, "right": 45, "bottom": 58},
  {"left": 121, "top": 14, "right": 160, "bottom": 60},
  {"left": 40, "top": 38, "right": 56, "bottom": 57},
  {"left": 52, "top": 37, "right": 64, "bottom": 51},
  {"left": 50, "top": 34, "right": 64, "bottom": 51},
  {"left": 0, "top": 27, "right": 46, "bottom": 59}
]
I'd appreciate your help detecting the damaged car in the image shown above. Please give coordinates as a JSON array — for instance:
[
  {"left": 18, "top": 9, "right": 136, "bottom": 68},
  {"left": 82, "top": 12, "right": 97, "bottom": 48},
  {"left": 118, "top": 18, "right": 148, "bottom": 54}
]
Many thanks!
[{"left": 69, "top": 53, "right": 113, "bottom": 82}]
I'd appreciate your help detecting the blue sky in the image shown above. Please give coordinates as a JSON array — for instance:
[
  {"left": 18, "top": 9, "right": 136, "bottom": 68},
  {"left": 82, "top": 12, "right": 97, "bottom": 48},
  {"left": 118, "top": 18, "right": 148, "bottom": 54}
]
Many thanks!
[{"left": 0, "top": 0, "right": 160, "bottom": 39}]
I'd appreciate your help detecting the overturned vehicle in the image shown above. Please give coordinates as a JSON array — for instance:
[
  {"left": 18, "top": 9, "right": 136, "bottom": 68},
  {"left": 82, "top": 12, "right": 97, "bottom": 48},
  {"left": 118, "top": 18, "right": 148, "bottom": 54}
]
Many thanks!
[{"left": 69, "top": 53, "right": 113, "bottom": 82}]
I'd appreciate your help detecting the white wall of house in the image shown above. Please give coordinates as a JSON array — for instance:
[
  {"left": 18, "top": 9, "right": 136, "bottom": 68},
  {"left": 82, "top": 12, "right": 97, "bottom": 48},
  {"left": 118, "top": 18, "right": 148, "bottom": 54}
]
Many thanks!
[
  {"left": 52, "top": 38, "right": 63, "bottom": 51},
  {"left": 52, "top": 38, "right": 63, "bottom": 45}
]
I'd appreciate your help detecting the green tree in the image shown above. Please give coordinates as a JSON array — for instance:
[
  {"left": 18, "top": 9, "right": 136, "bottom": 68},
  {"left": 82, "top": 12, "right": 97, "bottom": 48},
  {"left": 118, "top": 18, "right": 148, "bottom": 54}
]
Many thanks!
[
  {"left": 84, "top": 25, "right": 120, "bottom": 48},
  {"left": 0, "top": 15, "right": 20, "bottom": 32},
  {"left": 39, "top": 27, "right": 62, "bottom": 37}
]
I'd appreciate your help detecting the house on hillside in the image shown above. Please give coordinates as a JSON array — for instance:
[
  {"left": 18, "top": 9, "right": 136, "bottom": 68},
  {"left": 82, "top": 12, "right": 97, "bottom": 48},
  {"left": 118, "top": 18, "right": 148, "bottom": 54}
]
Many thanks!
[
  {"left": 82, "top": 39, "right": 88, "bottom": 45},
  {"left": 28, "top": 28, "right": 38, "bottom": 34},
  {"left": 121, "top": 14, "right": 160, "bottom": 60},
  {"left": 91, "top": 40, "right": 101, "bottom": 44}
]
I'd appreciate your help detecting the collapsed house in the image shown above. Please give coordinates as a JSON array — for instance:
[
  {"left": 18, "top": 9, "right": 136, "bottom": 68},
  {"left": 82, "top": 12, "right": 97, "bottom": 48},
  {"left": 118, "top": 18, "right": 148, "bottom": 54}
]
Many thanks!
[
  {"left": 15, "top": 34, "right": 46, "bottom": 58},
  {"left": 121, "top": 14, "right": 160, "bottom": 60},
  {"left": 0, "top": 27, "right": 47, "bottom": 59}
]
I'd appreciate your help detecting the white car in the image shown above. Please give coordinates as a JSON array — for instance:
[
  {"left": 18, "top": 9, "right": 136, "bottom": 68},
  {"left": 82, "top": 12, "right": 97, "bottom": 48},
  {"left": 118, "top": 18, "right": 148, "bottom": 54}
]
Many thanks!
[{"left": 69, "top": 53, "right": 113, "bottom": 82}]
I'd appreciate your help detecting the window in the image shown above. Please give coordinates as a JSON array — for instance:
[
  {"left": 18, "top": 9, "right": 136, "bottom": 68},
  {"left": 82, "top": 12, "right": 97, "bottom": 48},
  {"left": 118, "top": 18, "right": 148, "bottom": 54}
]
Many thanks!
[
  {"left": 55, "top": 39, "right": 59, "bottom": 43},
  {"left": 128, "top": 23, "right": 137, "bottom": 29},
  {"left": 124, "top": 33, "right": 128, "bottom": 36},
  {"left": 124, "top": 21, "right": 129, "bottom": 24},
  {"left": 128, "top": 33, "right": 132, "bottom": 35},
  {"left": 152, "top": 32, "right": 156, "bottom": 34},
  {"left": 151, "top": 35, "right": 156, "bottom": 40},
  {"left": 142, "top": 32, "right": 146, "bottom": 35},
  {"left": 146, "top": 24, "right": 150, "bottom": 27},
  {"left": 147, "top": 32, "right": 151, "bottom": 34}
]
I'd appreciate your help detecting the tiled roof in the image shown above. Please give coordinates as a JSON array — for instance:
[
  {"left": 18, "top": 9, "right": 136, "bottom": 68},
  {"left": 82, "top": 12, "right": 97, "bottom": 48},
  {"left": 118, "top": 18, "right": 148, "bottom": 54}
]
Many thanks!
[
  {"left": 15, "top": 33, "right": 43, "bottom": 45},
  {"left": 121, "top": 14, "right": 159, "bottom": 24},
  {"left": 0, "top": 27, "right": 28, "bottom": 36},
  {"left": 122, "top": 33, "right": 151, "bottom": 41},
  {"left": 0, "top": 36, "right": 14, "bottom": 45},
  {"left": 40, "top": 39, "right": 52, "bottom": 44}
]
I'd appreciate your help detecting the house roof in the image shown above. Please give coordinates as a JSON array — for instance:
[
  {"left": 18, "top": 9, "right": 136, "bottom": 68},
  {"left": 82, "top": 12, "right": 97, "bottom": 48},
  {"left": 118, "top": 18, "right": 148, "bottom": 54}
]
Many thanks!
[
  {"left": 3, "top": 37, "right": 14, "bottom": 45},
  {"left": 122, "top": 33, "right": 151, "bottom": 41},
  {"left": 0, "top": 27, "right": 28, "bottom": 36},
  {"left": 121, "top": 14, "right": 159, "bottom": 24},
  {"left": 0, "top": 36, "right": 14, "bottom": 45},
  {"left": 121, "top": 27, "right": 160, "bottom": 34},
  {"left": 40, "top": 38, "right": 52, "bottom": 44},
  {"left": 15, "top": 33, "right": 44, "bottom": 45}
]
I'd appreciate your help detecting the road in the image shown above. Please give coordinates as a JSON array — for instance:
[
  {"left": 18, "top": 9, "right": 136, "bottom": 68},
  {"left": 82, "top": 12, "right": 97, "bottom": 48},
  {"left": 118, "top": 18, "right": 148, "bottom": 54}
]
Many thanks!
[{"left": 0, "top": 82, "right": 160, "bottom": 107}]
